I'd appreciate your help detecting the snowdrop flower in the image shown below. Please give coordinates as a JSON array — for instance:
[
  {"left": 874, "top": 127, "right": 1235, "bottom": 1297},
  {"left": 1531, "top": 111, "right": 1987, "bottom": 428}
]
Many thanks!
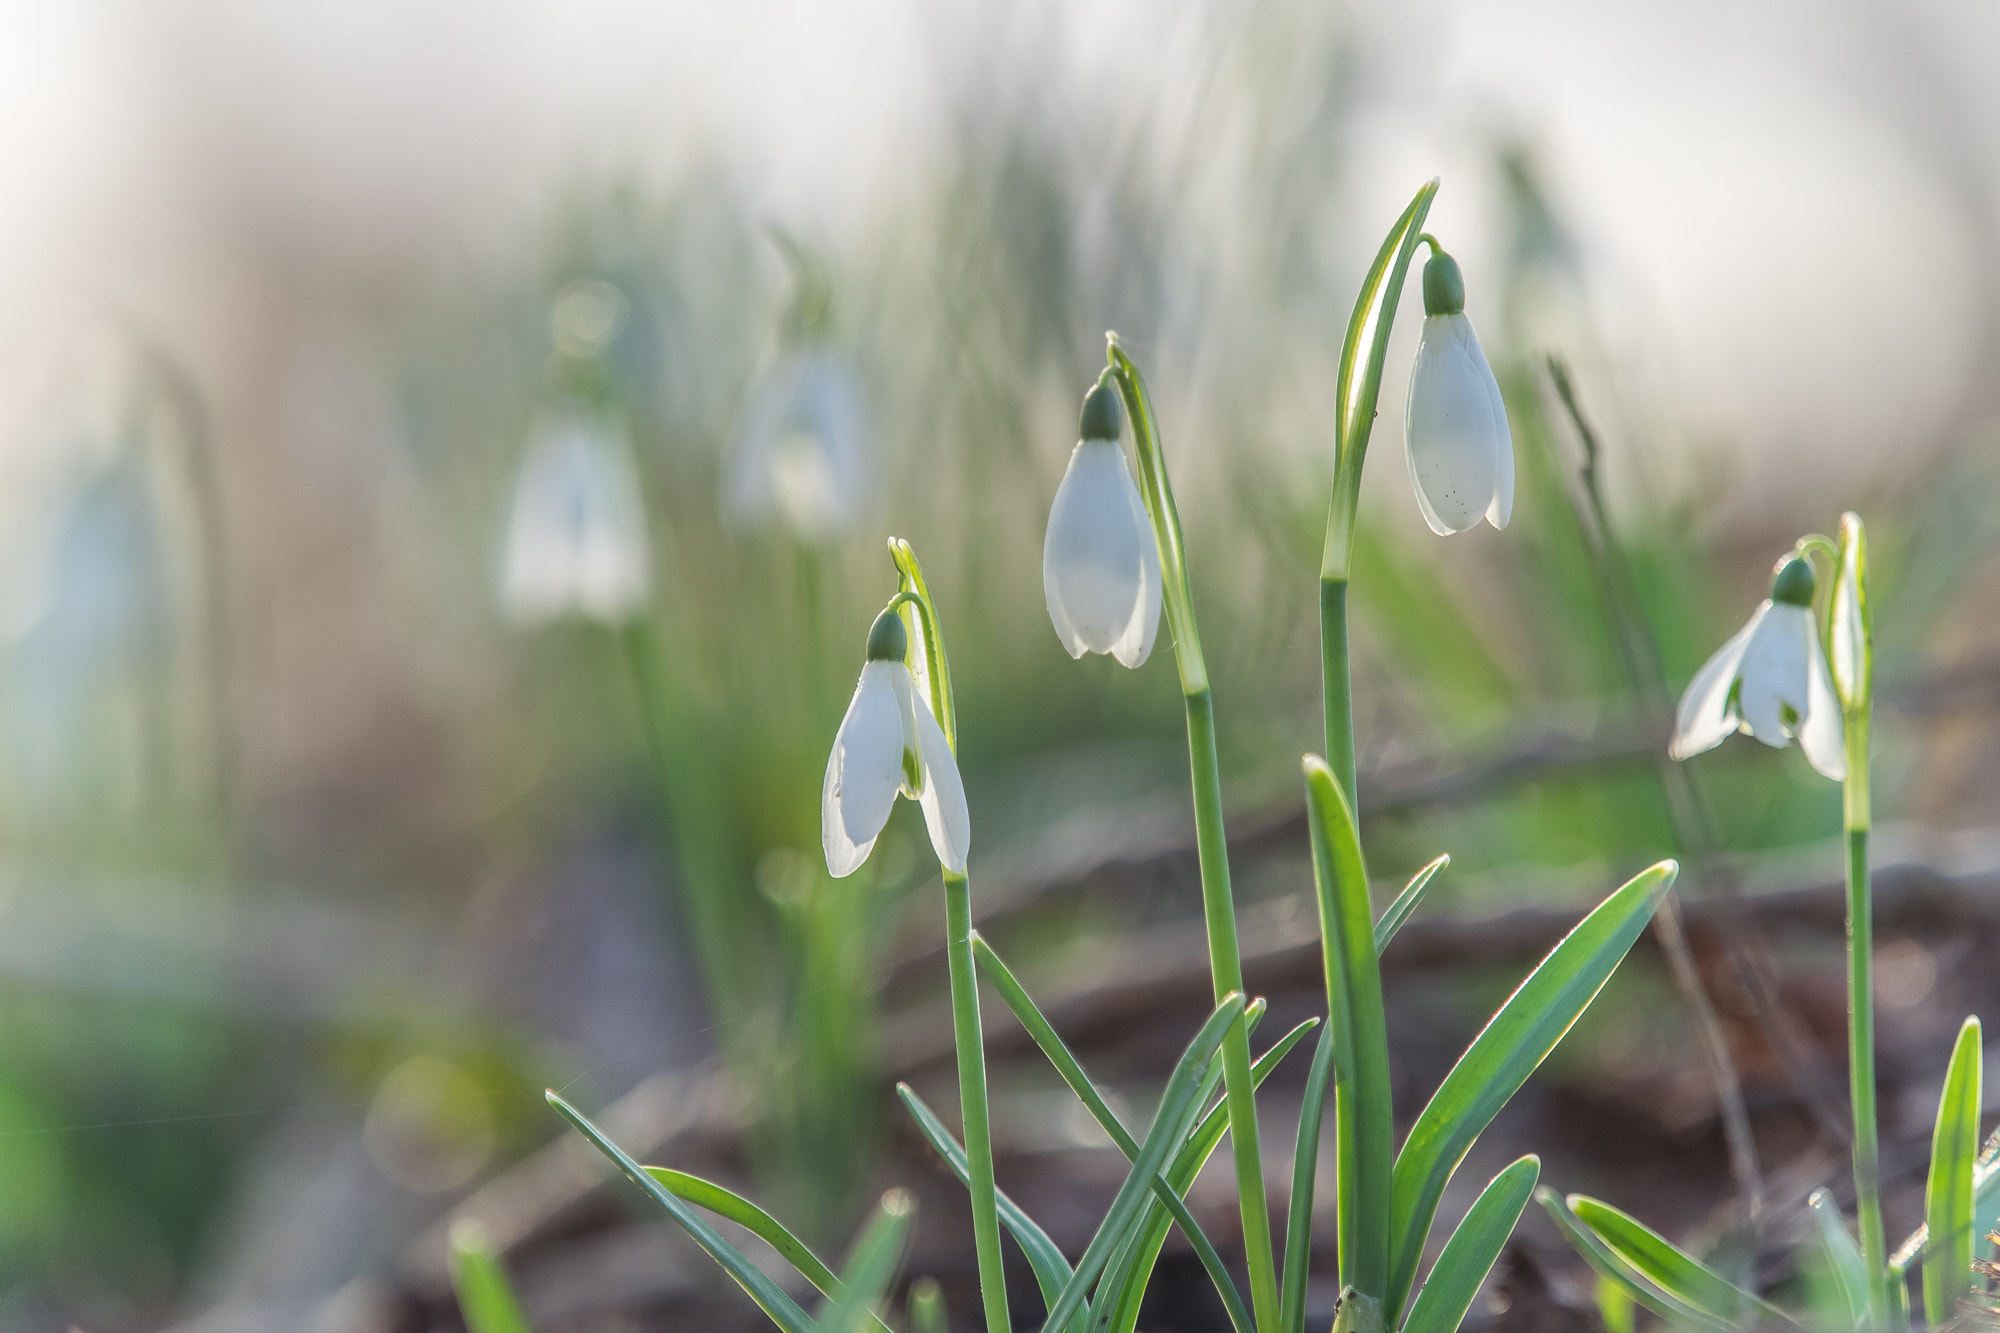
[
  {"left": 822, "top": 608, "right": 970, "bottom": 877},
  {"left": 1671, "top": 554, "right": 1845, "bottom": 780},
  {"left": 723, "top": 350, "right": 872, "bottom": 542},
  {"left": 1042, "top": 381, "right": 1161, "bottom": 667},
  {"left": 1403, "top": 248, "right": 1514, "bottom": 535},
  {"left": 497, "top": 404, "right": 651, "bottom": 625}
]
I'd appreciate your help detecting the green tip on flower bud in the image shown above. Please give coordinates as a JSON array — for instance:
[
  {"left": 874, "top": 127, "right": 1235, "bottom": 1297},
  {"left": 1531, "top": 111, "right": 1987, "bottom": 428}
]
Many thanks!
[
  {"left": 866, "top": 607, "right": 908, "bottom": 662},
  {"left": 1421, "top": 250, "right": 1465, "bottom": 316},
  {"left": 1079, "top": 381, "right": 1122, "bottom": 442},
  {"left": 1770, "top": 554, "right": 1816, "bottom": 607}
]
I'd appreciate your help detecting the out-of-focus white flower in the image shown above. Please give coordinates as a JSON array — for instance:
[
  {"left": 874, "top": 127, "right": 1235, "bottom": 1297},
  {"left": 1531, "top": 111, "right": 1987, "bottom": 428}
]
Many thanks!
[
  {"left": 497, "top": 404, "right": 650, "bottom": 625},
  {"left": 1671, "top": 554, "right": 1845, "bottom": 780},
  {"left": 822, "top": 609, "right": 969, "bottom": 877},
  {"left": 1830, "top": 511, "right": 1868, "bottom": 710},
  {"left": 1042, "top": 382, "right": 1161, "bottom": 668},
  {"left": 1403, "top": 249, "right": 1514, "bottom": 535},
  {"left": 724, "top": 350, "right": 872, "bottom": 542}
]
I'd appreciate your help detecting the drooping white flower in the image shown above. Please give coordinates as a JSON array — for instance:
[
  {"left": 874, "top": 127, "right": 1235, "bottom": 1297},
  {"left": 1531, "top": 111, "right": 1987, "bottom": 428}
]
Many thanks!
[
  {"left": 497, "top": 404, "right": 651, "bottom": 625},
  {"left": 1042, "top": 382, "right": 1161, "bottom": 668},
  {"left": 1403, "top": 249, "right": 1513, "bottom": 535},
  {"left": 724, "top": 350, "right": 872, "bottom": 542},
  {"left": 1670, "top": 554, "right": 1845, "bottom": 780},
  {"left": 822, "top": 609, "right": 970, "bottom": 877}
]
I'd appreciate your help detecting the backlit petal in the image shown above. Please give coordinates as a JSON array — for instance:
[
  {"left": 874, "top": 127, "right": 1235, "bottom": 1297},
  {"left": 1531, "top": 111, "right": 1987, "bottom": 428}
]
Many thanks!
[
  {"left": 1471, "top": 327, "right": 1515, "bottom": 530},
  {"left": 1797, "top": 637, "right": 1847, "bottom": 781},
  {"left": 912, "top": 699, "right": 971, "bottom": 873},
  {"left": 1737, "top": 602, "right": 1812, "bottom": 747},
  {"left": 1044, "top": 439, "right": 1152, "bottom": 657},
  {"left": 1670, "top": 605, "right": 1761, "bottom": 760},
  {"left": 1108, "top": 473, "right": 1162, "bottom": 668},
  {"left": 821, "top": 661, "right": 905, "bottom": 877},
  {"left": 1405, "top": 314, "right": 1501, "bottom": 535}
]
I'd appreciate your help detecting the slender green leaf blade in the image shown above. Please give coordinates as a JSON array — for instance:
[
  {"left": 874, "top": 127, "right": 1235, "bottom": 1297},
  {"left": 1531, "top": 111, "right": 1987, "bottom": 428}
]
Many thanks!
[
  {"left": 1281, "top": 1025, "right": 1337, "bottom": 1333},
  {"left": 449, "top": 1220, "right": 533, "bottom": 1333},
  {"left": 1335, "top": 179, "right": 1438, "bottom": 456},
  {"left": 1888, "top": 1123, "right": 2000, "bottom": 1275},
  {"left": 1305, "top": 756, "right": 1394, "bottom": 1302},
  {"left": 821, "top": 1190, "right": 914, "bottom": 1333},
  {"left": 1924, "top": 1016, "right": 1983, "bottom": 1326},
  {"left": 1387, "top": 862, "right": 1675, "bottom": 1319},
  {"left": 1534, "top": 1188, "right": 1729, "bottom": 1332},
  {"left": 909, "top": 1277, "right": 947, "bottom": 1333},
  {"left": 546, "top": 1091, "right": 815, "bottom": 1333},
  {"left": 1568, "top": 1196, "right": 1787, "bottom": 1326},
  {"left": 1400, "top": 1156, "right": 1539, "bottom": 1333},
  {"left": 1375, "top": 854, "right": 1448, "bottom": 955},
  {"left": 1808, "top": 1189, "right": 1869, "bottom": 1330}
]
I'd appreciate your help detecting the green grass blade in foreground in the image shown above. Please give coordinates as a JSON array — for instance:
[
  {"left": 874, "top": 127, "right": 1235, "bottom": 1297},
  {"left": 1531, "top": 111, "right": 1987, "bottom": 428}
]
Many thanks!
[
  {"left": 1039, "top": 994, "right": 1244, "bottom": 1333},
  {"left": 1104, "top": 1015, "right": 1318, "bottom": 1333},
  {"left": 896, "top": 1084, "right": 1075, "bottom": 1317},
  {"left": 821, "top": 1190, "right": 914, "bottom": 1333},
  {"left": 546, "top": 1091, "right": 815, "bottom": 1333},
  {"left": 1568, "top": 1195, "right": 1789, "bottom": 1326},
  {"left": 1924, "top": 1016, "right": 1983, "bottom": 1326},
  {"left": 1808, "top": 1189, "right": 1870, "bottom": 1330},
  {"left": 1386, "top": 861, "right": 1675, "bottom": 1320},
  {"left": 449, "top": 1220, "right": 533, "bottom": 1333},
  {"left": 1281, "top": 1025, "right": 1337, "bottom": 1333},
  {"left": 1888, "top": 1123, "right": 2000, "bottom": 1274},
  {"left": 972, "top": 936, "right": 1254, "bottom": 1333},
  {"left": 1305, "top": 756, "right": 1394, "bottom": 1300},
  {"left": 1399, "top": 1155, "right": 1538, "bottom": 1333},
  {"left": 1375, "top": 854, "right": 1448, "bottom": 955},
  {"left": 1535, "top": 1189, "right": 1730, "bottom": 1333}
]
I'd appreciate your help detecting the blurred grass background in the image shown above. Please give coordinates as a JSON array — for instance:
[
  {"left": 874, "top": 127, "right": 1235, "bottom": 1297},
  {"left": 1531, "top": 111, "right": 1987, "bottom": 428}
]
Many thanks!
[{"left": 0, "top": 0, "right": 1995, "bottom": 1327}]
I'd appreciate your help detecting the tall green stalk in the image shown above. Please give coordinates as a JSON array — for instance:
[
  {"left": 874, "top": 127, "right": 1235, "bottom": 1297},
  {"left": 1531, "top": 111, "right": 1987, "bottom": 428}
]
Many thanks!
[
  {"left": 1107, "top": 342, "right": 1281, "bottom": 1333},
  {"left": 1844, "top": 709, "right": 1886, "bottom": 1324}
]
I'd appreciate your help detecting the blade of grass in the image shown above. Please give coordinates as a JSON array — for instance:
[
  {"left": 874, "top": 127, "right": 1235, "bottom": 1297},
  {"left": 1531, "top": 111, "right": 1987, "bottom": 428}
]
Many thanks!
[
  {"left": 972, "top": 935, "right": 1254, "bottom": 1333},
  {"left": 1808, "top": 1190, "right": 1869, "bottom": 1330},
  {"left": 1924, "top": 1016, "right": 1983, "bottom": 1326},
  {"left": 1888, "top": 1123, "right": 2000, "bottom": 1274},
  {"left": 820, "top": 1190, "right": 915, "bottom": 1333},
  {"left": 1399, "top": 1156, "right": 1539, "bottom": 1333},
  {"left": 1374, "top": 854, "right": 1449, "bottom": 955},
  {"left": 546, "top": 1091, "right": 815, "bottom": 1333},
  {"left": 449, "top": 1220, "right": 533, "bottom": 1333},
  {"left": 1305, "top": 756, "right": 1394, "bottom": 1303},
  {"left": 1038, "top": 994, "right": 1244, "bottom": 1333},
  {"left": 1535, "top": 1188, "right": 1730, "bottom": 1333},
  {"left": 1281, "top": 1025, "right": 1337, "bottom": 1333},
  {"left": 1568, "top": 1195, "right": 1789, "bottom": 1326},
  {"left": 1386, "top": 861, "right": 1675, "bottom": 1321}
]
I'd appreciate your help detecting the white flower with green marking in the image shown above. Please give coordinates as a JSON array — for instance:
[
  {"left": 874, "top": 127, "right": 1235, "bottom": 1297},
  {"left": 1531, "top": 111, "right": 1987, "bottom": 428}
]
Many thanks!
[
  {"left": 1671, "top": 554, "right": 1845, "bottom": 779},
  {"left": 1042, "top": 382, "right": 1161, "bottom": 667},
  {"left": 497, "top": 404, "right": 650, "bottom": 626},
  {"left": 1403, "top": 249, "right": 1513, "bottom": 535},
  {"left": 822, "top": 609, "right": 970, "bottom": 877}
]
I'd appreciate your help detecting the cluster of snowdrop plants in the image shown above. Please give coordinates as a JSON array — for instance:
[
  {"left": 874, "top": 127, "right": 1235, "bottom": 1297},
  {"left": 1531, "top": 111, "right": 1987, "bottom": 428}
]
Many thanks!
[{"left": 470, "top": 179, "right": 1992, "bottom": 1333}]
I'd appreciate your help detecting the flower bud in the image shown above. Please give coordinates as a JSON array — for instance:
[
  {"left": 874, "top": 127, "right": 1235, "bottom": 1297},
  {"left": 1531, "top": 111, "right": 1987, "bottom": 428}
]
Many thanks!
[
  {"left": 1079, "top": 380, "right": 1122, "bottom": 443},
  {"left": 866, "top": 606, "right": 908, "bottom": 662},
  {"left": 1769, "top": 555, "right": 1815, "bottom": 608},
  {"left": 1422, "top": 250, "right": 1465, "bottom": 316}
]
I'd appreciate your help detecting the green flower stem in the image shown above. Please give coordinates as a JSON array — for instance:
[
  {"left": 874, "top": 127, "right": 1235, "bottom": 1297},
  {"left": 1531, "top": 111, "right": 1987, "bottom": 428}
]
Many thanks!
[
  {"left": 1108, "top": 341, "right": 1280, "bottom": 1333},
  {"left": 1321, "top": 579, "right": 1357, "bottom": 805},
  {"left": 1844, "top": 708, "right": 1886, "bottom": 1325}
]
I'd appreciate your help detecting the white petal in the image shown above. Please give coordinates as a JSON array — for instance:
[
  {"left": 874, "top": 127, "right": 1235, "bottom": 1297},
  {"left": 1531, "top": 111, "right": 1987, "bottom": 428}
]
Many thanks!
[
  {"left": 1109, "top": 468, "right": 1162, "bottom": 668},
  {"left": 821, "top": 661, "right": 905, "bottom": 877},
  {"left": 1737, "top": 602, "right": 1813, "bottom": 748},
  {"left": 1797, "top": 637, "right": 1848, "bottom": 781},
  {"left": 1404, "top": 314, "right": 1502, "bottom": 536},
  {"left": 1044, "top": 440, "right": 1151, "bottom": 657},
  {"left": 500, "top": 411, "right": 651, "bottom": 625},
  {"left": 1830, "top": 523, "right": 1867, "bottom": 708},
  {"left": 912, "top": 699, "right": 971, "bottom": 873},
  {"left": 1670, "top": 605, "right": 1762, "bottom": 760},
  {"left": 1470, "top": 327, "right": 1515, "bottom": 530}
]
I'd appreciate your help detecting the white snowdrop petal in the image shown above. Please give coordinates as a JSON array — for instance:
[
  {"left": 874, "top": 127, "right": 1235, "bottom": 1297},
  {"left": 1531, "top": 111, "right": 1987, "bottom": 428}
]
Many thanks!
[
  {"left": 912, "top": 699, "right": 971, "bottom": 873},
  {"left": 1405, "top": 314, "right": 1500, "bottom": 535},
  {"left": 1044, "top": 440, "right": 1150, "bottom": 655},
  {"left": 820, "top": 748, "right": 876, "bottom": 878},
  {"left": 1466, "top": 324, "right": 1515, "bottom": 530},
  {"left": 1798, "top": 640, "right": 1848, "bottom": 781},
  {"left": 500, "top": 414, "right": 650, "bottom": 625},
  {"left": 1670, "top": 606, "right": 1762, "bottom": 760},
  {"left": 1109, "top": 465, "right": 1163, "bottom": 668},
  {"left": 823, "top": 662, "right": 907, "bottom": 875},
  {"left": 1737, "top": 603, "right": 1813, "bottom": 747}
]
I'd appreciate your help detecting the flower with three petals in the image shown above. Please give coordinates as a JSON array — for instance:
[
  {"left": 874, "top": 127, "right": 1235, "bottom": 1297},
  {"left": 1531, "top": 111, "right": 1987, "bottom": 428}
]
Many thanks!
[
  {"left": 1403, "top": 248, "right": 1514, "bottom": 535},
  {"left": 1042, "top": 381, "right": 1162, "bottom": 667}
]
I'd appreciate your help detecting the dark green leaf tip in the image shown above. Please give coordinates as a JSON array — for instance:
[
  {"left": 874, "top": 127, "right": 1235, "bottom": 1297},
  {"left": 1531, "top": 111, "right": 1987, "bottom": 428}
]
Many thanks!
[
  {"left": 1079, "top": 381, "right": 1122, "bottom": 442},
  {"left": 1770, "top": 555, "right": 1816, "bottom": 607},
  {"left": 1421, "top": 250, "right": 1465, "bottom": 316},
  {"left": 866, "top": 608, "right": 908, "bottom": 662}
]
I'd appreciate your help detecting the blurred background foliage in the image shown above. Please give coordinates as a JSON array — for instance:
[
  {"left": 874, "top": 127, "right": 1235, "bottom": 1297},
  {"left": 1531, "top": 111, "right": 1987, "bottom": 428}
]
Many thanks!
[{"left": 0, "top": 0, "right": 1993, "bottom": 1327}]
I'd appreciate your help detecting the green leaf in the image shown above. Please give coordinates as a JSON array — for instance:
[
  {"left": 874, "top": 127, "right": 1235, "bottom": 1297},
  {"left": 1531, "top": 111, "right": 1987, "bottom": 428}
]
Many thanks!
[
  {"left": 1595, "top": 1274, "right": 1635, "bottom": 1333},
  {"left": 1387, "top": 862, "right": 1674, "bottom": 1320},
  {"left": 1567, "top": 1195, "right": 1787, "bottom": 1326},
  {"left": 908, "top": 1277, "right": 947, "bottom": 1333},
  {"left": 1399, "top": 1156, "right": 1539, "bottom": 1333},
  {"left": 545, "top": 1091, "right": 815, "bottom": 1333},
  {"left": 820, "top": 1190, "right": 914, "bottom": 1333},
  {"left": 971, "top": 935, "right": 1254, "bottom": 1333},
  {"left": 1924, "top": 1016, "right": 1983, "bottom": 1327},
  {"left": 449, "top": 1220, "right": 534, "bottom": 1333},
  {"left": 1534, "top": 1188, "right": 1730, "bottom": 1332},
  {"left": 1100, "top": 1014, "right": 1317, "bottom": 1333},
  {"left": 1305, "top": 756, "right": 1394, "bottom": 1301},
  {"left": 1888, "top": 1122, "right": 2000, "bottom": 1275},
  {"left": 1375, "top": 854, "right": 1448, "bottom": 955},
  {"left": 1281, "top": 1025, "right": 1337, "bottom": 1333},
  {"left": 895, "top": 1084, "right": 1076, "bottom": 1318},
  {"left": 1039, "top": 994, "right": 1245, "bottom": 1333},
  {"left": 1807, "top": 1189, "right": 1869, "bottom": 1330}
]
